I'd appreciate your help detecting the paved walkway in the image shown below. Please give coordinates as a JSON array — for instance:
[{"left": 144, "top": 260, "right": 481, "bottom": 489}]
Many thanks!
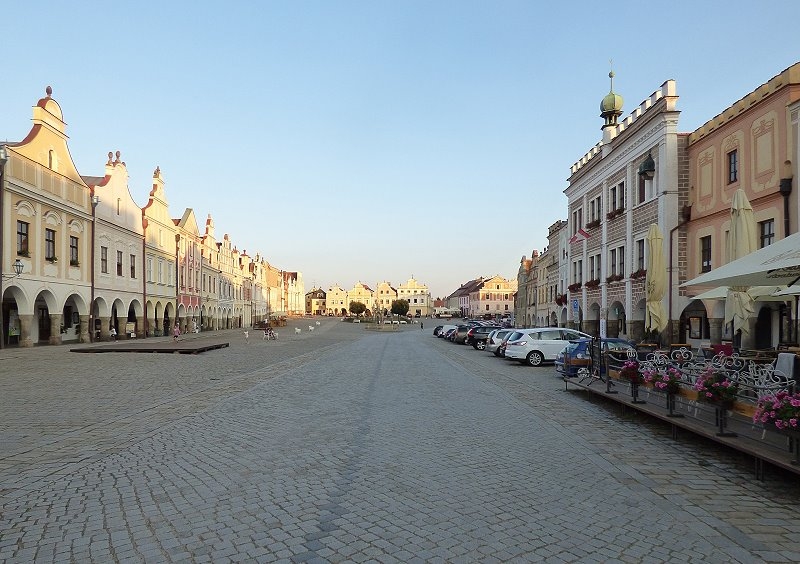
[{"left": 1, "top": 320, "right": 799, "bottom": 563}]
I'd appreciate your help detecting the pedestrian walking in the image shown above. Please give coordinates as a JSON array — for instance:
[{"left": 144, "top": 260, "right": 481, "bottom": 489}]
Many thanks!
[
  {"left": 173, "top": 324, "right": 180, "bottom": 343},
  {"left": 110, "top": 326, "right": 117, "bottom": 341},
  {"left": 243, "top": 330, "right": 249, "bottom": 343},
  {"left": 420, "top": 322, "right": 424, "bottom": 331}
]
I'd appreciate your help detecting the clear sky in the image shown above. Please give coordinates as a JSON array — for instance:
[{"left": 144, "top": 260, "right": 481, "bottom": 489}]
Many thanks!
[{"left": 2, "top": 1, "right": 797, "bottom": 299}]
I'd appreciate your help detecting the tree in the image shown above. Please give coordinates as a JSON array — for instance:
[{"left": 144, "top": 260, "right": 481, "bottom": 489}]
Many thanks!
[
  {"left": 349, "top": 301, "right": 367, "bottom": 316},
  {"left": 391, "top": 299, "right": 409, "bottom": 317}
]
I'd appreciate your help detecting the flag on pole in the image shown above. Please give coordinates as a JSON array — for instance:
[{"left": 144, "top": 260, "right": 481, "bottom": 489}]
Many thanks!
[{"left": 569, "top": 227, "right": 590, "bottom": 244}]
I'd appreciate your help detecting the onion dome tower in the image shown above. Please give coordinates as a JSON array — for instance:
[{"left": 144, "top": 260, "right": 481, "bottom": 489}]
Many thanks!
[{"left": 600, "top": 70, "right": 624, "bottom": 129}]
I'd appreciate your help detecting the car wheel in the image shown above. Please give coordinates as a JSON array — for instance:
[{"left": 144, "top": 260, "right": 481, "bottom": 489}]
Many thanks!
[
  {"left": 476, "top": 340, "right": 486, "bottom": 350},
  {"left": 526, "top": 351, "right": 544, "bottom": 366}
]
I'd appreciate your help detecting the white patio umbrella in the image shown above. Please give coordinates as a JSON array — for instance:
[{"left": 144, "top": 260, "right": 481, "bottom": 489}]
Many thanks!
[
  {"left": 682, "top": 231, "right": 800, "bottom": 288},
  {"left": 645, "top": 223, "right": 667, "bottom": 333},
  {"left": 724, "top": 189, "right": 758, "bottom": 337},
  {"left": 691, "top": 285, "right": 786, "bottom": 302}
]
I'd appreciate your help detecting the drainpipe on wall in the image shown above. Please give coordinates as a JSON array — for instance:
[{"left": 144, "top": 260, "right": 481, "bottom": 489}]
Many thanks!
[
  {"left": 668, "top": 204, "right": 691, "bottom": 343},
  {"left": 779, "top": 160, "right": 793, "bottom": 238}
]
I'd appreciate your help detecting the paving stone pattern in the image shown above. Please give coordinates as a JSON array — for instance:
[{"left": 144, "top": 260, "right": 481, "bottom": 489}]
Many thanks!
[{"left": 1, "top": 320, "right": 799, "bottom": 563}]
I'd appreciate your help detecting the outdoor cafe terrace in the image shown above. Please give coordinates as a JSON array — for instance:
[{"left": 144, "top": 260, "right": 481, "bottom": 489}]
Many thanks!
[{"left": 563, "top": 343, "right": 800, "bottom": 479}]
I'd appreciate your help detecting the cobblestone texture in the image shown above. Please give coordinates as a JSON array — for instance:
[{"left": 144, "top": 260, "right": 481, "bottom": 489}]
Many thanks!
[{"left": 1, "top": 319, "right": 799, "bottom": 563}]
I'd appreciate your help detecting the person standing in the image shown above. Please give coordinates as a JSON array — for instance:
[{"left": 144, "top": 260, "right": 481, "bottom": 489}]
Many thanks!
[
  {"left": 110, "top": 326, "right": 117, "bottom": 341},
  {"left": 173, "top": 324, "right": 181, "bottom": 343},
  {"left": 421, "top": 322, "right": 424, "bottom": 331}
]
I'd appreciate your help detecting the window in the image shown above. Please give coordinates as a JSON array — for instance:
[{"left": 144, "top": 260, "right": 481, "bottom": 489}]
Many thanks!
[
  {"left": 617, "top": 182, "right": 625, "bottom": 210},
  {"left": 130, "top": 254, "right": 136, "bottom": 278},
  {"left": 574, "top": 260, "right": 583, "bottom": 283},
  {"left": 700, "top": 236, "right": 712, "bottom": 273},
  {"left": 157, "top": 259, "right": 163, "bottom": 284},
  {"left": 116, "top": 251, "right": 123, "bottom": 276},
  {"left": 727, "top": 150, "right": 738, "bottom": 184},
  {"left": 572, "top": 208, "right": 583, "bottom": 235},
  {"left": 70, "top": 236, "right": 79, "bottom": 264},
  {"left": 618, "top": 245, "right": 625, "bottom": 276},
  {"left": 637, "top": 174, "right": 646, "bottom": 205},
  {"left": 101, "top": 247, "right": 108, "bottom": 273},
  {"left": 636, "top": 239, "right": 645, "bottom": 271},
  {"left": 759, "top": 219, "right": 775, "bottom": 248},
  {"left": 486, "top": 305, "right": 490, "bottom": 311},
  {"left": 147, "top": 258, "right": 153, "bottom": 282},
  {"left": 17, "top": 221, "right": 29, "bottom": 255},
  {"left": 45, "top": 229, "right": 56, "bottom": 260},
  {"left": 609, "top": 185, "right": 616, "bottom": 210},
  {"left": 610, "top": 248, "right": 617, "bottom": 275}
]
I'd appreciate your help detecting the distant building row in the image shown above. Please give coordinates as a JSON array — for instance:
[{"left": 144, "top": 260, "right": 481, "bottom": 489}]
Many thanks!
[
  {"left": 440, "top": 275, "right": 518, "bottom": 319},
  {"left": 0, "top": 88, "right": 304, "bottom": 348},
  {"left": 305, "top": 278, "right": 433, "bottom": 316}
]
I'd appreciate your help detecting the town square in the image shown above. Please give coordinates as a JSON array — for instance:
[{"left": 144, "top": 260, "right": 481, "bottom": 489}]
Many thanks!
[
  {"left": 1, "top": 322, "right": 799, "bottom": 563},
  {"left": 2, "top": 2, "right": 800, "bottom": 562}
]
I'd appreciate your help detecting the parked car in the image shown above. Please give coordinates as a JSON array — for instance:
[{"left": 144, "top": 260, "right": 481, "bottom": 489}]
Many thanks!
[
  {"left": 465, "top": 325, "right": 502, "bottom": 349},
  {"left": 452, "top": 325, "right": 472, "bottom": 344},
  {"left": 444, "top": 328, "right": 457, "bottom": 341},
  {"left": 504, "top": 327, "right": 592, "bottom": 366},
  {"left": 555, "top": 337, "right": 636, "bottom": 377},
  {"left": 432, "top": 325, "right": 444, "bottom": 336},
  {"left": 437, "top": 324, "right": 458, "bottom": 338},
  {"left": 486, "top": 328, "right": 515, "bottom": 356},
  {"left": 496, "top": 329, "right": 520, "bottom": 358}
]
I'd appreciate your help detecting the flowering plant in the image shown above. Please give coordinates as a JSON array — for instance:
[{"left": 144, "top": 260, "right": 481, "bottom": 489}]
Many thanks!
[
  {"left": 644, "top": 367, "right": 682, "bottom": 394},
  {"left": 752, "top": 391, "right": 800, "bottom": 431},
  {"left": 619, "top": 360, "right": 643, "bottom": 383},
  {"left": 693, "top": 369, "right": 739, "bottom": 405}
]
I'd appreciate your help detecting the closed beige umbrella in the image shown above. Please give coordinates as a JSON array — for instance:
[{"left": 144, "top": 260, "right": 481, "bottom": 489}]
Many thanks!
[
  {"left": 645, "top": 223, "right": 667, "bottom": 333},
  {"left": 724, "top": 189, "right": 758, "bottom": 337}
]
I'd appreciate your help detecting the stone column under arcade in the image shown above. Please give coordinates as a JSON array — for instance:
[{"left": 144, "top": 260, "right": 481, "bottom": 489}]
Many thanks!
[
  {"left": 18, "top": 314, "right": 34, "bottom": 347},
  {"left": 79, "top": 316, "right": 90, "bottom": 343},
  {"left": 709, "top": 317, "right": 723, "bottom": 345},
  {"left": 49, "top": 313, "right": 62, "bottom": 345},
  {"left": 100, "top": 317, "right": 112, "bottom": 342}
]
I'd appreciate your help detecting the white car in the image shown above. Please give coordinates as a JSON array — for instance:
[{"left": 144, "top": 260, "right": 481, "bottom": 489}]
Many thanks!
[{"left": 504, "top": 327, "right": 591, "bottom": 366}]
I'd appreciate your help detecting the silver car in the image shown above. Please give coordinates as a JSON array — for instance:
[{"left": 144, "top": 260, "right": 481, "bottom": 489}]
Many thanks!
[{"left": 486, "top": 328, "right": 515, "bottom": 356}]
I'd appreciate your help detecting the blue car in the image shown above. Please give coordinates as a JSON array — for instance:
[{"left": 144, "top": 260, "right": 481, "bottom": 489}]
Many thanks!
[{"left": 555, "top": 338, "right": 636, "bottom": 377}]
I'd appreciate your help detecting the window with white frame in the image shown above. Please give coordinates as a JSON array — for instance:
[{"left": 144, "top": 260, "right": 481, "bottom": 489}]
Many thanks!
[
  {"left": 636, "top": 239, "right": 645, "bottom": 272},
  {"left": 571, "top": 208, "right": 583, "bottom": 235}
]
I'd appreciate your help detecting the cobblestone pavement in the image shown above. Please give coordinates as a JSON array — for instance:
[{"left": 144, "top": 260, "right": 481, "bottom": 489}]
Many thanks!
[{"left": 2, "top": 320, "right": 799, "bottom": 563}]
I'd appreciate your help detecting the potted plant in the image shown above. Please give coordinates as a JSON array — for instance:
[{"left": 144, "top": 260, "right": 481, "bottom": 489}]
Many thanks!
[
  {"left": 585, "top": 279, "right": 600, "bottom": 289},
  {"left": 630, "top": 268, "right": 647, "bottom": 280},
  {"left": 620, "top": 360, "right": 645, "bottom": 404},
  {"left": 694, "top": 368, "right": 739, "bottom": 437},
  {"left": 568, "top": 282, "right": 582, "bottom": 292},
  {"left": 693, "top": 369, "right": 739, "bottom": 408},
  {"left": 585, "top": 219, "right": 601, "bottom": 230},
  {"left": 46, "top": 256, "right": 58, "bottom": 264},
  {"left": 644, "top": 367, "right": 684, "bottom": 417},
  {"left": 752, "top": 391, "right": 800, "bottom": 431}
]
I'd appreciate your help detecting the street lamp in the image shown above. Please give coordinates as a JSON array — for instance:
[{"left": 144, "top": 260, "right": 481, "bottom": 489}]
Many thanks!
[
  {"left": 638, "top": 151, "right": 656, "bottom": 180},
  {"left": 89, "top": 194, "right": 100, "bottom": 341}
]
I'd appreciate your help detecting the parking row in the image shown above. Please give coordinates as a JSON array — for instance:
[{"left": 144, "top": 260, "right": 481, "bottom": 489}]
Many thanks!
[{"left": 431, "top": 320, "right": 637, "bottom": 368}]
